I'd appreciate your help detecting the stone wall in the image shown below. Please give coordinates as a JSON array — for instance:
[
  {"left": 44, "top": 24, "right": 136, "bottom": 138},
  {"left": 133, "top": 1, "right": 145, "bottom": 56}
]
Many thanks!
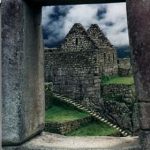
[
  {"left": 44, "top": 24, "right": 118, "bottom": 108},
  {"left": 45, "top": 82, "right": 53, "bottom": 110},
  {"left": 45, "top": 48, "right": 101, "bottom": 106},
  {"left": 2, "top": 1, "right": 44, "bottom": 145},
  {"left": 87, "top": 24, "right": 118, "bottom": 76},
  {"left": 101, "top": 84, "right": 139, "bottom": 134},
  {"left": 45, "top": 116, "right": 92, "bottom": 135},
  {"left": 118, "top": 58, "right": 132, "bottom": 76},
  {"left": 127, "top": 1, "right": 150, "bottom": 148}
]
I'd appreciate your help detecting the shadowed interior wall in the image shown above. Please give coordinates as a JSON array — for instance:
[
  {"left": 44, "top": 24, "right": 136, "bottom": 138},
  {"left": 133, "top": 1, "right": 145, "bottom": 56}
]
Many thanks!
[
  {"left": 127, "top": 0, "right": 150, "bottom": 149},
  {"left": 2, "top": 0, "right": 44, "bottom": 145}
]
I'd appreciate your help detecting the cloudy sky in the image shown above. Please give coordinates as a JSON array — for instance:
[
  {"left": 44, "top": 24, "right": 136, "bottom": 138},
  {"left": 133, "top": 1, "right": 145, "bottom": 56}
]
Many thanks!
[{"left": 42, "top": 3, "right": 129, "bottom": 50}]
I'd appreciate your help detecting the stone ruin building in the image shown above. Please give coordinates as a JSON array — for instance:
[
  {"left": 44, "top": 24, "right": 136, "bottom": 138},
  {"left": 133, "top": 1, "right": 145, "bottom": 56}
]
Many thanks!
[
  {"left": 44, "top": 23, "right": 136, "bottom": 134},
  {"left": 45, "top": 23, "right": 118, "bottom": 103}
]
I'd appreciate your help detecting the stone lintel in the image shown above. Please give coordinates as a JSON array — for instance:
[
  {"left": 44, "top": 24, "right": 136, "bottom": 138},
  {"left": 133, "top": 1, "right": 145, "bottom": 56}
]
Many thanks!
[{"left": 26, "top": 0, "right": 126, "bottom": 6}]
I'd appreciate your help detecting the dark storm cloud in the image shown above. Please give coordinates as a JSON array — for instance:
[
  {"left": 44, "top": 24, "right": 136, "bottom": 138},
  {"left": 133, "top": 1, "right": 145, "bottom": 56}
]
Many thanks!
[
  {"left": 42, "top": 3, "right": 129, "bottom": 48},
  {"left": 97, "top": 7, "right": 107, "bottom": 20}
]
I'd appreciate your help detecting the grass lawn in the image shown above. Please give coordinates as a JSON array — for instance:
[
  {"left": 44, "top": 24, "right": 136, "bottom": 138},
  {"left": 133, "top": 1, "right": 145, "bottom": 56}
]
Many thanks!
[
  {"left": 45, "top": 105, "right": 89, "bottom": 123},
  {"left": 66, "top": 121, "right": 119, "bottom": 136},
  {"left": 102, "top": 76, "right": 134, "bottom": 85},
  {"left": 45, "top": 100, "right": 120, "bottom": 136}
]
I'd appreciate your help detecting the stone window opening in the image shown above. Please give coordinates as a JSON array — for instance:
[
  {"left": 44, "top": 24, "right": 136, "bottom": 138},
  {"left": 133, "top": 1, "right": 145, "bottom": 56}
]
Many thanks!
[
  {"left": 76, "top": 38, "right": 78, "bottom": 45},
  {"left": 2, "top": 0, "right": 149, "bottom": 149},
  {"left": 104, "top": 53, "right": 106, "bottom": 63},
  {"left": 113, "top": 53, "right": 115, "bottom": 62},
  {"left": 42, "top": 12, "right": 137, "bottom": 148}
]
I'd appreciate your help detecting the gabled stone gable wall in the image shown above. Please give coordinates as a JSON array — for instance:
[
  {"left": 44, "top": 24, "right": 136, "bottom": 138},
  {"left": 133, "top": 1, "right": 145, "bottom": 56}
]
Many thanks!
[
  {"left": 97, "top": 47, "right": 118, "bottom": 76},
  {"left": 60, "top": 24, "right": 98, "bottom": 52},
  {"left": 87, "top": 24, "right": 112, "bottom": 47},
  {"left": 87, "top": 24, "right": 118, "bottom": 76}
]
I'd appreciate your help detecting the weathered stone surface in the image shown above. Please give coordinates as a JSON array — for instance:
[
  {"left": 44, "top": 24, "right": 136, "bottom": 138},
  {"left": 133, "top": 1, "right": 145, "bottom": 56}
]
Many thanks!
[
  {"left": 87, "top": 24, "right": 118, "bottom": 75},
  {"left": 102, "top": 84, "right": 134, "bottom": 100},
  {"left": 127, "top": 0, "right": 150, "bottom": 148},
  {"left": 118, "top": 58, "right": 132, "bottom": 76},
  {"left": 103, "top": 100, "right": 132, "bottom": 132},
  {"left": 127, "top": 0, "right": 150, "bottom": 102},
  {"left": 2, "top": 0, "right": 44, "bottom": 145},
  {"left": 45, "top": 82, "right": 53, "bottom": 110},
  {"left": 139, "top": 103, "right": 150, "bottom": 129},
  {"left": 3, "top": 132, "right": 140, "bottom": 150},
  {"left": 132, "top": 103, "right": 140, "bottom": 134},
  {"left": 140, "top": 131, "right": 150, "bottom": 150},
  {"left": 101, "top": 84, "right": 138, "bottom": 134},
  {"left": 45, "top": 116, "right": 92, "bottom": 135}
]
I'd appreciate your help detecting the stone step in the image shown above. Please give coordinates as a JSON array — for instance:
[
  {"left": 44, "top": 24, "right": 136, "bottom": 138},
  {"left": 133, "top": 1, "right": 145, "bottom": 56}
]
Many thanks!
[{"left": 53, "top": 94, "right": 130, "bottom": 136}]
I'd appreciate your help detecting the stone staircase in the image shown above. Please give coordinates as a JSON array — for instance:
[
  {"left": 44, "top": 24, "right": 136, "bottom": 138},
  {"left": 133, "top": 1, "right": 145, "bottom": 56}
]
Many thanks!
[{"left": 53, "top": 93, "right": 132, "bottom": 137}]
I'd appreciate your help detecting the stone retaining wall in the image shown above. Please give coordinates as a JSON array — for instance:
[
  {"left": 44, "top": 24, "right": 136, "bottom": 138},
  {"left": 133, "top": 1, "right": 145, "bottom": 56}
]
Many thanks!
[
  {"left": 45, "top": 116, "right": 92, "bottom": 135},
  {"left": 102, "top": 84, "right": 134, "bottom": 100},
  {"left": 45, "top": 82, "right": 139, "bottom": 135},
  {"left": 101, "top": 84, "right": 139, "bottom": 134}
]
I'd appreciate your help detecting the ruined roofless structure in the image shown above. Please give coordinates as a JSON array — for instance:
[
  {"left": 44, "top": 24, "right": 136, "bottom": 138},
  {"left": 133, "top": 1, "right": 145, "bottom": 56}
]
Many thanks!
[{"left": 45, "top": 23, "right": 118, "bottom": 104}]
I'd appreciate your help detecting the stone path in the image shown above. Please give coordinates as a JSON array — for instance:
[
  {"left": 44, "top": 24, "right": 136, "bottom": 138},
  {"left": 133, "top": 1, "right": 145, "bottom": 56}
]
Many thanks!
[{"left": 5, "top": 132, "right": 140, "bottom": 150}]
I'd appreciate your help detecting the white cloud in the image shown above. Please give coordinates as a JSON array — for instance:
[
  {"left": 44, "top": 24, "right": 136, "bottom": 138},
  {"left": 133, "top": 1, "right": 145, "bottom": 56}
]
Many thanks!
[
  {"left": 42, "top": 3, "right": 129, "bottom": 47},
  {"left": 42, "top": 6, "right": 55, "bottom": 26},
  {"left": 100, "top": 3, "right": 129, "bottom": 46},
  {"left": 63, "top": 5, "right": 99, "bottom": 34}
]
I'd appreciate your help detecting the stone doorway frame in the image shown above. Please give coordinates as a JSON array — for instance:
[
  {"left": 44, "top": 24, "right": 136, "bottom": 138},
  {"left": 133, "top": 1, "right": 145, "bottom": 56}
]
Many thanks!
[{"left": 1, "top": 0, "right": 150, "bottom": 149}]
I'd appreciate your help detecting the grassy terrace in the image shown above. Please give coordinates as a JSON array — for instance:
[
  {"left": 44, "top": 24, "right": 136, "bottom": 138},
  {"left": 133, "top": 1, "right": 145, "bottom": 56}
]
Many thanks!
[
  {"left": 45, "top": 105, "right": 89, "bottom": 123},
  {"left": 45, "top": 104, "right": 120, "bottom": 136},
  {"left": 66, "top": 121, "right": 119, "bottom": 136},
  {"left": 102, "top": 76, "right": 134, "bottom": 85}
]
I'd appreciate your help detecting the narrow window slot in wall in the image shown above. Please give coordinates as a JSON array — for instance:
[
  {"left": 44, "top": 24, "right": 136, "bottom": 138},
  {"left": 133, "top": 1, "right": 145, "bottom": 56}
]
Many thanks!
[{"left": 76, "top": 38, "right": 78, "bottom": 45}]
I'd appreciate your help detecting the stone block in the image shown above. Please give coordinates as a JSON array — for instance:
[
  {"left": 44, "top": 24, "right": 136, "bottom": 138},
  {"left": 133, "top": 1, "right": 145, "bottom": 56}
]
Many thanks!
[
  {"left": 127, "top": 0, "right": 150, "bottom": 103},
  {"left": 2, "top": 0, "right": 44, "bottom": 145},
  {"left": 140, "top": 131, "right": 150, "bottom": 150},
  {"left": 132, "top": 103, "right": 140, "bottom": 134},
  {"left": 139, "top": 103, "right": 150, "bottom": 129}
]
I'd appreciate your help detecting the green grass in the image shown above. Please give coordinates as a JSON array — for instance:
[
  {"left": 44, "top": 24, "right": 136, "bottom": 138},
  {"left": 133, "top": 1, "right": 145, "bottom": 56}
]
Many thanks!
[
  {"left": 45, "top": 105, "right": 89, "bottom": 123},
  {"left": 66, "top": 121, "right": 120, "bottom": 136},
  {"left": 102, "top": 76, "right": 134, "bottom": 85},
  {"left": 45, "top": 103, "right": 120, "bottom": 136}
]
